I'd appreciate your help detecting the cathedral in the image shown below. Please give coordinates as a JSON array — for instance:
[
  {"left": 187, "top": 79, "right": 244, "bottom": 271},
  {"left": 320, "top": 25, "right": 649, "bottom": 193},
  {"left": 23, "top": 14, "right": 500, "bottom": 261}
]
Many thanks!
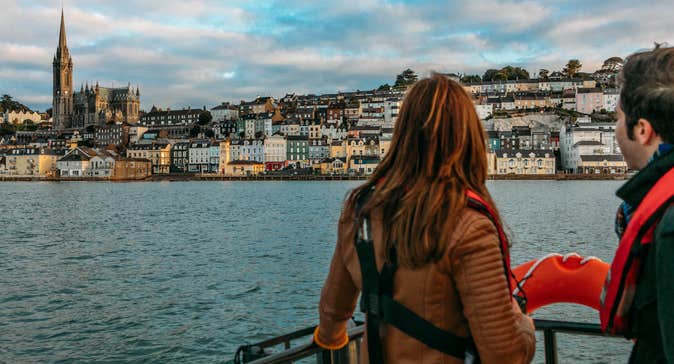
[{"left": 52, "top": 10, "right": 141, "bottom": 130}]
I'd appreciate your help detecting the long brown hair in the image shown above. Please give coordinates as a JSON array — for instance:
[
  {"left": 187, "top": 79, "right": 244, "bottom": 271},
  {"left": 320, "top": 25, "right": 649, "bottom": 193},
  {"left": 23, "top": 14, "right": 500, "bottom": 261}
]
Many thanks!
[{"left": 343, "top": 73, "right": 498, "bottom": 268}]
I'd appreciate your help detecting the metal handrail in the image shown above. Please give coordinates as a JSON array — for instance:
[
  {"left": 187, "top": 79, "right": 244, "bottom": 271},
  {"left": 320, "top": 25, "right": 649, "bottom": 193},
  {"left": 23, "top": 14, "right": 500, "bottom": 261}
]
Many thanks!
[{"left": 241, "top": 319, "right": 622, "bottom": 364}]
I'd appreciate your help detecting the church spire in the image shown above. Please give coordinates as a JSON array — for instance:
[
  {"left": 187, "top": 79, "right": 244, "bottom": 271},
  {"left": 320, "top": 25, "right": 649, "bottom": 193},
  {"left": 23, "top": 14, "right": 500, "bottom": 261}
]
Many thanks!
[{"left": 58, "top": 9, "right": 67, "bottom": 50}]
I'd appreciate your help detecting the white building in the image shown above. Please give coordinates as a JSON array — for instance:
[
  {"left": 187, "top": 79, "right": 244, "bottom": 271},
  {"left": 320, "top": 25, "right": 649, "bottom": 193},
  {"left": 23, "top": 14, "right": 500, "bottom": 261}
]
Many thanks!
[
  {"left": 264, "top": 135, "right": 287, "bottom": 163},
  {"left": 88, "top": 150, "right": 118, "bottom": 177},
  {"left": 232, "top": 139, "right": 264, "bottom": 163},
  {"left": 4, "top": 110, "right": 42, "bottom": 125},
  {"left": 210, "top": 102, "right": 239, "bottom": 122},
  {"left": 188, "top": 141, "right": 210, "bottom": 173},
  {"left": 57, "top": 147, "right": 97, "bottom": 177},
  {"left": 560, "top": 122, "right": 619, "bottom": 171}
]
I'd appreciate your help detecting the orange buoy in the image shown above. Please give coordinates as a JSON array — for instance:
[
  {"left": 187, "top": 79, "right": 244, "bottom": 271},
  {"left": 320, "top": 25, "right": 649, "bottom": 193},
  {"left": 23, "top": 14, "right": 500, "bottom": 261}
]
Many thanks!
[{"left": 511, "top": 253, "right": 609, "bottom": 313}]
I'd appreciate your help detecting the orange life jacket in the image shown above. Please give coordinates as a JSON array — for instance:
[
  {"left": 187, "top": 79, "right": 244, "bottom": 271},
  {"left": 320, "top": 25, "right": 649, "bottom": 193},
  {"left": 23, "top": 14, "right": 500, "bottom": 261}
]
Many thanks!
[{"left": 600, "top": 167, "right": 674, "bottom": 334}]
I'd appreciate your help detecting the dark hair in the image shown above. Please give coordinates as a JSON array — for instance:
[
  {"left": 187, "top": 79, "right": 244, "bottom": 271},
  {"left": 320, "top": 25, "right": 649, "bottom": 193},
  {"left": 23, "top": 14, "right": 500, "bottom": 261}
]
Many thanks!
[
  {"left": 619, "top": 44, "right": 674, "bottom": 143},
  {"left": 342, "top": 73, "right": 498, "bottom": 268}
]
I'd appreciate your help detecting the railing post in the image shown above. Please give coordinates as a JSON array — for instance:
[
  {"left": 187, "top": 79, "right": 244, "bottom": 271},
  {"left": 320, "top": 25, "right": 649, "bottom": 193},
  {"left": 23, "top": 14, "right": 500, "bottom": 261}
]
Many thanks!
[
  {"left": 543, "top": 328, "right": 558, "bottom": 364},
  {"left": 315, "top": 340, "right": 359, "bottom": 364}
]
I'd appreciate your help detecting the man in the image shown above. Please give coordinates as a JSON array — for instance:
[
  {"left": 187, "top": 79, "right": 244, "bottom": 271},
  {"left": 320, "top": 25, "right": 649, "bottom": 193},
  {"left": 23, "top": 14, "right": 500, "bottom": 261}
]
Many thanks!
[{"left": 601, "top": 45, "right": 674, "bottom": 363}]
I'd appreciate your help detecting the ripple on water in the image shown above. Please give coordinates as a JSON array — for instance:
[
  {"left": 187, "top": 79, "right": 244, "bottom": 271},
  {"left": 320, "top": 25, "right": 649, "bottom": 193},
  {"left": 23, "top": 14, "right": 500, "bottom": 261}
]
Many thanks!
[{"left": 0, "top": 181, "right": 631, "bottom": 362}]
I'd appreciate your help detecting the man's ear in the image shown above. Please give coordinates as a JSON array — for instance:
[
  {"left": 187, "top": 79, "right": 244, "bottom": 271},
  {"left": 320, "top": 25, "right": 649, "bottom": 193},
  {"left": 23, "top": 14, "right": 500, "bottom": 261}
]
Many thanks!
[{"left": 634, "top": 118, "right": 661, "bottom": 146}]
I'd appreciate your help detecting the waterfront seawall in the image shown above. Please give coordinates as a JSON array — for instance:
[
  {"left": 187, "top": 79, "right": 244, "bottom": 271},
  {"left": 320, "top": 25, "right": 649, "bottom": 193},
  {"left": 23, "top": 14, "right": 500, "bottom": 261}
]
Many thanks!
[{"left": 0, "top": 173, "right": 629, "bottom": 182}]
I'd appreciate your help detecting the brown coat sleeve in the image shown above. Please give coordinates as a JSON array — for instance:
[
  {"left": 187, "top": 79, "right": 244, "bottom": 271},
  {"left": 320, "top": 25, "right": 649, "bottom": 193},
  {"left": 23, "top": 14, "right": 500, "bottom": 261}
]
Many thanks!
[
  {"left": 449, "top": 212, "right": 535, "bottom": 364},
  {"left": 315, "top": 218, "right": 360, "bottom": 349}
]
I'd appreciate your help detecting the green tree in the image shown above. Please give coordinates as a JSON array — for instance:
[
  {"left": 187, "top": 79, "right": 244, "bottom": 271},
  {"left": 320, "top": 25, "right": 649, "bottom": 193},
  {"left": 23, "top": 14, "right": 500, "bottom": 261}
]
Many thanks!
[
  {"left": 394, "top": 68, "right": 418, "bottom": 88},
  {"left": 189, "top": 125, "right": 201, "bottom": 137},
  {"left": 483, "top": 66, "right": 529, "bottom": 81},
  {"left": 0, "top": 122, "right": 16, "bottom": 136},
  {"left": 601, "top": 57, "right": 624, "bottom": 72},
  {"left": 461, "top": 74, "right": 482, "bottom": 83},
  {"left": 539, "top": 69, "right": 549, "bottom": 79},
  {"left": 0, "top": 94, "right": 31, "bottom": 113},
  {"left": 204, "top": 129, "right": 215, "bottom": 138},
  {"left": 482, "top": 69, "right": 500, "bottom": 81},
  {"left": 377, "top": 83, "right": 391, "bottom": 91},
  {"left": 198, "top": 111, "right": 213, "bottom": 125},
  {"left": 563, "top": 59, "right": 582, "bottom": 78}
]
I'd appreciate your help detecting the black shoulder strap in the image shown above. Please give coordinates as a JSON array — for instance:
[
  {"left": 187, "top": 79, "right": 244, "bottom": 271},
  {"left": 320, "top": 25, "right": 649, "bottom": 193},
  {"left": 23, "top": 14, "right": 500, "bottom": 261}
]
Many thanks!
[
  {"left": 354, "top": 188, "right": 385, "bottom": 363},
  {"left": 354, "top": 188, "right": 474, "bottom": 362}
]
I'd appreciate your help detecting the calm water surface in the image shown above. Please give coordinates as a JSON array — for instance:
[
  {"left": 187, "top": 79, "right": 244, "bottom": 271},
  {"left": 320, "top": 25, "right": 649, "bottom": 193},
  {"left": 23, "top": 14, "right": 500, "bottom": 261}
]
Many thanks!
[{"left": 0, "top": 181, "right": 630, "bottom": 363}]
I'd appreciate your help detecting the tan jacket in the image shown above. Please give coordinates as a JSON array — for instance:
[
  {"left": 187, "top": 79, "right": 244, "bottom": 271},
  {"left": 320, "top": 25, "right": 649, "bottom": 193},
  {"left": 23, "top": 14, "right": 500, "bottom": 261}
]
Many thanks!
[{"left": 316, "top": 207, "right": 535, "bottom": 363}]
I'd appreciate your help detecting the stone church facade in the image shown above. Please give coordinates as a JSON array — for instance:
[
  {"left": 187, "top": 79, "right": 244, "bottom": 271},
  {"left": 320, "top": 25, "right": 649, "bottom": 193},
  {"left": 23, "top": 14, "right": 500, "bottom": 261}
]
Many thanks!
[{"left": 52, "top": 10, "right": 140, "bottom": 130}]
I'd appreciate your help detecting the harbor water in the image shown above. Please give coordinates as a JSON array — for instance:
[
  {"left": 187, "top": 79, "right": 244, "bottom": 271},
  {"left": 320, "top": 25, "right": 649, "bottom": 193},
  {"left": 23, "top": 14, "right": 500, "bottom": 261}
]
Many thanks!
[{"left": 0, "top": 181, "right": 630, "bottom": 363}]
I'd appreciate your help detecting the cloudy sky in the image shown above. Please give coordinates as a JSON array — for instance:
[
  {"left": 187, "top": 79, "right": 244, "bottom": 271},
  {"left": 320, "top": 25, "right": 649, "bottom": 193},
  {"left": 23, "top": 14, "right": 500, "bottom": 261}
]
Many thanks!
[{"left": 0, "top": 0, "right": 671, "bottom": 112}]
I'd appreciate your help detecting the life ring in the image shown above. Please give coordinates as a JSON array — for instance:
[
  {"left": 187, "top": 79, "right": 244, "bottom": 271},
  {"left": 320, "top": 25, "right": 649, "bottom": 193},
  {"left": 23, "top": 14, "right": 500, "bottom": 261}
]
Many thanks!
[{"left": 511, "top": 253, "right": 609, "bottom": 313}]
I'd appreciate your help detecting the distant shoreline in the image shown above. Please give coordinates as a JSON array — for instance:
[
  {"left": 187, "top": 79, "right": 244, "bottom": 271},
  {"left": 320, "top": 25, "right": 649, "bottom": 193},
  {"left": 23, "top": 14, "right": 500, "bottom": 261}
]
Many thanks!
[{"left": 0, "top": 173, "right": 629, "bottom": 182}]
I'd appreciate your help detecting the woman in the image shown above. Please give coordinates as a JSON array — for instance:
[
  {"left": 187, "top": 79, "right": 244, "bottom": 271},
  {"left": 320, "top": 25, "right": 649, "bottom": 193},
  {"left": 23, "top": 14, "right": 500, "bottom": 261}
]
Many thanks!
[{"left": 314, "top": 74, "right": 535, "bottom": 363}]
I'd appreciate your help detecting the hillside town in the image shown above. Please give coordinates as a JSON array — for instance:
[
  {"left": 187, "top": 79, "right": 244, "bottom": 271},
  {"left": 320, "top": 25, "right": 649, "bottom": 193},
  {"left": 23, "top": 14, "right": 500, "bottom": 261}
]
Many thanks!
[{"left": 0, "top": 11, "right": 628, "bottom": 180}]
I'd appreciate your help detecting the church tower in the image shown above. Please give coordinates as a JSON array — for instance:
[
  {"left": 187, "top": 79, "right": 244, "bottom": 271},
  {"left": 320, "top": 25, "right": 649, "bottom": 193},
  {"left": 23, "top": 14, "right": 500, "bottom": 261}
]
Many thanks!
[{"left": 53, "top": 9, "right": 73, "bottom": 130}]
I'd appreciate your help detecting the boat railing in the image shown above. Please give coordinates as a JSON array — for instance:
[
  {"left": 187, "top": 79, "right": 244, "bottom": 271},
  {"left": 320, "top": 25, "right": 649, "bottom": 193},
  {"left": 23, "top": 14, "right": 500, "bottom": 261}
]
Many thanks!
[{"left": 232, "top": 319, "right": 622, "bottom": 364}]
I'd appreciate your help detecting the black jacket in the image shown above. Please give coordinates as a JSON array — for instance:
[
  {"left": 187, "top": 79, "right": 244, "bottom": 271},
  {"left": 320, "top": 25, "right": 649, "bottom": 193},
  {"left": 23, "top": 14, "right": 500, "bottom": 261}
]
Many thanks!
[{"left": 616, "top": 149, "right": 674, "bottom": 363}]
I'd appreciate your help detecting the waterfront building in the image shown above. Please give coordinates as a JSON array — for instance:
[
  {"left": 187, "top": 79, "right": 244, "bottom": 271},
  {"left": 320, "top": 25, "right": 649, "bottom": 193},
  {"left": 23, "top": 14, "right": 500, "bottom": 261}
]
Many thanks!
[
  {"left": 88, "top": 149, "right": 119, "bottom": 177},
  {"left": 308, "top": 138, "right": 330, "bottom": 163},
  {"left": 1, "top": 147, "right": 61, "bottom": 176},
  {"left": 56, "top": 146, "right": 96, "bottom": 177},
  {"left": 346, "top": 137, "right": 379, "bottom": 161},
  {"left": 188, "top": 140, "right": 210, "bottom": 173},
  {"left": 170, "top": 141, "right": 189, "bottom": 173},
  {"left": 224, "top": 160, "right": 264, "bottom": 176},
  {"left": 560, "top": 122, "right": 619, "bottom": 172},
  {"left": 313, "top": 157, "right": 347, "bottom": 174},
  {"left": 577, "top": 155, "right": 627, "bottom": 174},
  {"left": 126, "top": 140, "right": 171, "bottom": 174},
  {"left": 234, "top": 139, "right": 265, "bottom": 163},
  {"left": 494, "top": 150, "right": 556, "bottom": 175},
  {"left": 218, "top": 140, "right": 230, "bottom": 174},
  {"left": 286, "top": 135, "right": 309, "bottom": 168},
  {"left": 349, "top": 156, "right": 381, "bottom": 175},
  {"left": 209, "top": 144, "right": 220, "bottom": 173},
  {"left": 111, "top": 158, "right": 152, "bottom": 180},
  {"left": 264, "top": 135, "right": 287, "bottom": 171}
]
